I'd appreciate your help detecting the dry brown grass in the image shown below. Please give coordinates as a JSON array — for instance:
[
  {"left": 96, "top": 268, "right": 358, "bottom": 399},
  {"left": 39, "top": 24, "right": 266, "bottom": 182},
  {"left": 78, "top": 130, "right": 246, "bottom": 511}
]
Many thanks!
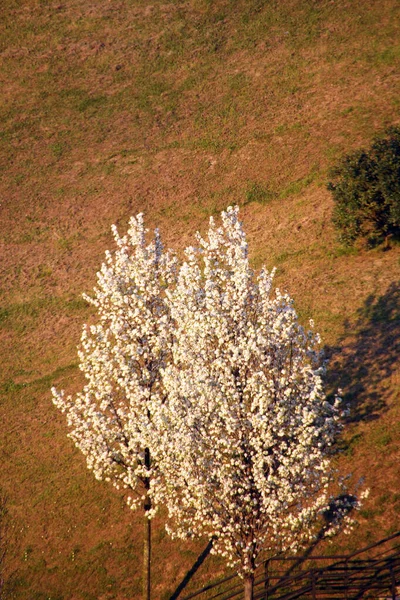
[{"left": 1, "top": 0, "right": 399, "bottom": 597}]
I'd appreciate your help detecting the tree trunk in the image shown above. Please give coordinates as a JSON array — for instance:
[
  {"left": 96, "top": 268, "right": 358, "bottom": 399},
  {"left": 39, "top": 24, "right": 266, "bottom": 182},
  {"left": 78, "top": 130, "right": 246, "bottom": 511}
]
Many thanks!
[
  {"left": 143, "top": 448, "right": 151, "bottom": 600},
  {"left": 244, "top": 575, "right": 254, "bottom": 600}
]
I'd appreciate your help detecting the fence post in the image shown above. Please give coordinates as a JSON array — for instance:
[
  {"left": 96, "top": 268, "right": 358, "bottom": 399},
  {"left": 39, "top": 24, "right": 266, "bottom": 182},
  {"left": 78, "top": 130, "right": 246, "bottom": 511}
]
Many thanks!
[
  {"left": 264, "top": 560, "right": 269, "bottom": 600},
  {"left": 390, "top": 560, "right": 397, "bottom": 600},
  {"left": 311, "top": 569, "right": 317, "bottom": 600}
]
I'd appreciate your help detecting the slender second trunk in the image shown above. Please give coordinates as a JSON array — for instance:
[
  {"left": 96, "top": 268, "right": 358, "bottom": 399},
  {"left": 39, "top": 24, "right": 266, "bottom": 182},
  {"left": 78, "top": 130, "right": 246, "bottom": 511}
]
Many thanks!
[
  {"left": 244, "top": 574, "right": 254, "bottom": 600},
  {"left": 143, "top": 508, "right": 151, "bottom": 600},
  {"left": 143, "top": 448, "right": 151, "bottom": 600}
]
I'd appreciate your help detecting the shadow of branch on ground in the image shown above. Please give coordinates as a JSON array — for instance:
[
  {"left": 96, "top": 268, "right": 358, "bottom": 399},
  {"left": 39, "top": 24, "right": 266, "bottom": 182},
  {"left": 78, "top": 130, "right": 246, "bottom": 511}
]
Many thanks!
[
  {"left": 325, "top": 282, "right": 400, "bottom": 424},
  {"left": 168, "top": 536, "right": 216, "bottom": 600}
]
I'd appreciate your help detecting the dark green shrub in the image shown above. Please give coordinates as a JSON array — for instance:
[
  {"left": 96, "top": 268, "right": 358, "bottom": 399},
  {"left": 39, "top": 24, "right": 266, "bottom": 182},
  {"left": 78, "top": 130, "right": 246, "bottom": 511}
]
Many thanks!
[{"left": 327, "top": 127, "right": 400, "bottom": 245}]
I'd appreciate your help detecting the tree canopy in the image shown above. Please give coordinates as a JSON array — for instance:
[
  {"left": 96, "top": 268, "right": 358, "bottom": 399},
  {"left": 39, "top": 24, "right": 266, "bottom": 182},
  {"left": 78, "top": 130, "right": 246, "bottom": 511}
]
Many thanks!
[{"left": 53, "top": 207, "right": 361, "bottom": 600}]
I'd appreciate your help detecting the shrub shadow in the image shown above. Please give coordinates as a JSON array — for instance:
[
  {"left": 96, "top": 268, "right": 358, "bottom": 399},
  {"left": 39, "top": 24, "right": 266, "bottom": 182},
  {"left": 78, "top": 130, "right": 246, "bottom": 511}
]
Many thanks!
[{"left": 325, "top": 282, "right": 399, "bottom": 424}]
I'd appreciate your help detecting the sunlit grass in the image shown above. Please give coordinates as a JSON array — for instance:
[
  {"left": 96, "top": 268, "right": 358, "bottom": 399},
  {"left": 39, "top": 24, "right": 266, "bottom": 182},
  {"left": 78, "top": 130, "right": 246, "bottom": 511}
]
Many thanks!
[{"left": 0, "top": 0, "right": 399, "bottom": 597}]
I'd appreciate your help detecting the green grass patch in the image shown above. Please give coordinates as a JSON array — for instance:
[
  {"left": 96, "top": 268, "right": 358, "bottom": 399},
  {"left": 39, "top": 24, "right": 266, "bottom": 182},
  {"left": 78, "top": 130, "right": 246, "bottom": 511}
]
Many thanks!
[
  {"left": 341, "top": 432, "right": 364, "bottom": 457},
  {"left": 245, "top": 181, "right": 276, "bottom": 205},
  {"left": 280, "top": 172, "right": 318, "bottom": 199},
  {"left": 0, "top": 296, "right": 91, "bottom": 332},
  {"left": 368, "top": 44, "right": 400, "bottom": 65},
  {"left": 273, "top": 248, "right": 307, "bottom": 264},
  {"left": 17, "top": 225, "right": 50, "bottom": 244},
  {"left": 189, "top": 138, "right": 229, "bottom": 152},
  {"left": 369, "top": 423, "right": 396, "bottom": 450},
  {"left": 1, "top": 379, "right": 27, "bottom": 394},
  {"left": 331, "top": 245, "right": 359, "bottom": 258},
  {"left": 77, "top": 95, "right": 108, "bottom": 113},
  {"left": 50, "top": 141, "right": 68, "bottom": 160},
  {"left": 1, "top": 364, "right": 78, "bottom": 398}
]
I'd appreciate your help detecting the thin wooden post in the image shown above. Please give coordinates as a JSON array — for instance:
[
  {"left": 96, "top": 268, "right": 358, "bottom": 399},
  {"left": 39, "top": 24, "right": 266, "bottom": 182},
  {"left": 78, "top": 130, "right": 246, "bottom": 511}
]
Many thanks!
[
  {"left": 310, "top": 569, "right": 317, "bottom": 600},
  {"left": 143, "top": 510, "right": 151, "bottom": 600},
  {"left": 390, "top": 560, "right": 397, "bottom": 600},
  {"left": 264, "top": 559, "right": 270, "bottom": 600},
  {"left": 143, "top": 448, "right": 151, "bottom": 600}
]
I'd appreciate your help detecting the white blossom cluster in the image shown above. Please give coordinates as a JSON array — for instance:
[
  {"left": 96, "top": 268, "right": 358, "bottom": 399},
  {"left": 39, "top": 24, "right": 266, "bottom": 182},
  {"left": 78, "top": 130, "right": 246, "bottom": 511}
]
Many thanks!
[
  {"left": 150, "top": 207, "right": 344, "bottom": 577},
  {"left": 52, "top": 214, "right": 177, "bottom": 510},
  {"left": 52, "top": 206, "right": 352, "bottom": 579}
]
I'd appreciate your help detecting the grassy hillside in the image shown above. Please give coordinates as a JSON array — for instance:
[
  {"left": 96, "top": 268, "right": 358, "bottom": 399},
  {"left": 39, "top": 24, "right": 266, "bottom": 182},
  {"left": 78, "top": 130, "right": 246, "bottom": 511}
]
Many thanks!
[{"left": 0, "top": 0, "right": 399, "bottom": 598}]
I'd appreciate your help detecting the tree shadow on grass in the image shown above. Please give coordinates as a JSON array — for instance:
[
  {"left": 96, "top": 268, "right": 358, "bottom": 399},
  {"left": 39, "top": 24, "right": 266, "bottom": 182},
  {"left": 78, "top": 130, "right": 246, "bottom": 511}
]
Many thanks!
[
  {"left": 167, "top": 537, "right": 217, "bottom": 600},
  {"left": 325, "top": 282, "right": 400, "bottom": 424}
]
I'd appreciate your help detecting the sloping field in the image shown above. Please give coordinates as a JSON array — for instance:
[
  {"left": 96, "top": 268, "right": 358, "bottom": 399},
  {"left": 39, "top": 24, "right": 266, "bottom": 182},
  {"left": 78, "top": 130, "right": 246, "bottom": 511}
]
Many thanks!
[{"left": 0, "top": 0, "right": 399, "bottom": 598}]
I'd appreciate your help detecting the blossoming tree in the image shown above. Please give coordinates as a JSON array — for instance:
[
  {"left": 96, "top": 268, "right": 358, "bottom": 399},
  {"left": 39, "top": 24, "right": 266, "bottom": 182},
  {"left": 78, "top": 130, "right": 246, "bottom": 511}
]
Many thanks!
[
  {"left": 52, "top": 215, "right": 176, "bottom": 600},
  {"left": 150, "top": 206, "right": 345, "bottom": 600},
  {"left": 53, "top": 207, "right": 357, "bottom": 600}
]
